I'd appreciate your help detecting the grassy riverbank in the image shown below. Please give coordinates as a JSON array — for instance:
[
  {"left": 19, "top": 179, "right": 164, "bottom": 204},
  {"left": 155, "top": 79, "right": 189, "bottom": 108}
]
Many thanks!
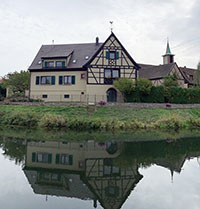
[{"left": 1, "top": 105, "right": 200, "bottom": 130}]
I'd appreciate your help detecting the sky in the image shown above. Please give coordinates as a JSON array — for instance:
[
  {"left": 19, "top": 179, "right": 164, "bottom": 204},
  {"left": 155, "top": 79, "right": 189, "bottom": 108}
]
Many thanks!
[{"left": 0, "top": 0, "right": 199, "bottom": 77}]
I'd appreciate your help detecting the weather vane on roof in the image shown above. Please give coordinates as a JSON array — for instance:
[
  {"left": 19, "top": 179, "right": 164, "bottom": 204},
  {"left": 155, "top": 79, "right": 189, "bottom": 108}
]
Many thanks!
[{"left": 110, "top": 21, "right": 113, "bottom": 33}]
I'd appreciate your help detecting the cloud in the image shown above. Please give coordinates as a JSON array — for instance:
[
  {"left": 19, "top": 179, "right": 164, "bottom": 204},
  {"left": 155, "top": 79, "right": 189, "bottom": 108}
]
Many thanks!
[{"left": 0, "top": 0, "right": 199, "bottom": 76}]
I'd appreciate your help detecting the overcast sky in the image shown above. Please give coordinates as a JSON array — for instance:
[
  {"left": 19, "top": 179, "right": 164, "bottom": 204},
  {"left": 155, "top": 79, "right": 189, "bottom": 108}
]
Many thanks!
[{"left": 0, "top": 0, "right": 199, "bottom": 77}]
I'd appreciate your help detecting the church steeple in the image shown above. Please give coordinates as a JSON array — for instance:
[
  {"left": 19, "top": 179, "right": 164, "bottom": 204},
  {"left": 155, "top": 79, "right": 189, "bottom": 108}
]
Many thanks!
[{"left": 163, "top": 40, "right": 175, "bottom": 65}]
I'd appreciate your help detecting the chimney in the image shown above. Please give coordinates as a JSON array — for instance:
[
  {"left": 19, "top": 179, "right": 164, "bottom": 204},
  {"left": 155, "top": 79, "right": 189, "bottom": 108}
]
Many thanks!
[{"left": 96, "top": 37, "right": 99, "bottom": 45}]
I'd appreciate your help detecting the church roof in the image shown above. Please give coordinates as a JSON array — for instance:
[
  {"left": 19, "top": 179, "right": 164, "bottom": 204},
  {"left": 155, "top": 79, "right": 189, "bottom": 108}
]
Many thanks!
[{"left": 139, "top": 63, "right": 175, "bottom": 79}]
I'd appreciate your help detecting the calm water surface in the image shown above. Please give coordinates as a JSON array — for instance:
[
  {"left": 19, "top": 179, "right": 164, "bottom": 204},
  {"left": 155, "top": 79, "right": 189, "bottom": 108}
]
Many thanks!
[{"left": 1, "top": 133, "right": 200, "bottom": 209}]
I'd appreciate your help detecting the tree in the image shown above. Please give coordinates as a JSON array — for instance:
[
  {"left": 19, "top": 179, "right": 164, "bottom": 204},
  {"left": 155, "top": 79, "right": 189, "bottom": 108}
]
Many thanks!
[
  {"left": 0, "top": 83, "right": 6, "bottom": 99},
  {"left": 136, "top": 78, "right": 152, "bottom": 95},
  {"left": 194, "top": 61, "right": 200, "bottom": 87},
  {"left": 114, "top": 78, "right": 135, "bottom": 101},
  {"left": 2, "top": 71, "right": 29, "bottom": 96},
  {"left": 163, "top": 73, "right": 178, "bottom": 88}
]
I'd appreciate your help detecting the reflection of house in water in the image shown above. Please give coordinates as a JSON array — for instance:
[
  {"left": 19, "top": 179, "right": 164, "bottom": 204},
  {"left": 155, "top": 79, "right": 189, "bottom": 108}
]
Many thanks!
[
  {"left": 154, "top": 154, "right": 187, "bottom": 180},
  {"left": 24, "top": 140, "right": 143, "bottom": 209}
]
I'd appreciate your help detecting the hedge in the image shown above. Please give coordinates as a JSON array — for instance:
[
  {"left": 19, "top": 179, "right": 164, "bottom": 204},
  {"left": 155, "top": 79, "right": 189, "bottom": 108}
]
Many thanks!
[{"left": 127, "top": 86, "right": 200, "bottom": 104}]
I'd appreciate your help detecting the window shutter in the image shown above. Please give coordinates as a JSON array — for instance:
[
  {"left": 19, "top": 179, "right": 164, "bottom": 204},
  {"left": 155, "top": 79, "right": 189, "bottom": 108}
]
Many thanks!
[
  {"left": 36, "top": 76, "right": 40, "bottom": 85},
  {"left": 72, "top": 76, "right": 75, "bottom": 84},
  {"left": 44, "top": 61, "right": 48, "bottom": 68},
  {"left": 32, "top": 153, "right": 36, "bottom": 162},
  {"left": 62, "top": 61, "right": 65, "bottom": 68},
  {"left": 69, "top": 155, "right": 73, "bottom": 165},
  {"left": 115, "top": 51, "right": 119, "bottom": 59},
  {"left": 106, "top": 51, "right": 109, "bottom": 59},
  {"left": 51, "top": 76, "right": 55, "bottom": 85},
  {"left": 59, "top": 76, "right": 63, "bottom": 85},
  {"left": 58, "top": 175, "right": 61, "bottom": 181},
  {"left": 48, "top": 154, "right": 52, "bottom": 164},
  {"left": 55, "top": 154, "right": 60, "bottom": 164}
]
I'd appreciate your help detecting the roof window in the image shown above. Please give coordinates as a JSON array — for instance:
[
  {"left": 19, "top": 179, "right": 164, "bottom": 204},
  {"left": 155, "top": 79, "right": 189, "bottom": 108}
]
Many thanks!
[
  {"left": 85, "top": 56, "right": 89, "bottom": 60},
  {"left": 72, "top": 59, "right": 76, "bottom": 64}
]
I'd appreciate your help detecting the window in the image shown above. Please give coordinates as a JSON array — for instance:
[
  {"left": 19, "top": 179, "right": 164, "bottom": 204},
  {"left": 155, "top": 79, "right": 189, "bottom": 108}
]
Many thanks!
[
  {"left": 103, "top": 159, "right": 120, "bottom": 176},
  {"left": 81, "top": 73, "right": 85, "bottom": 79},
  {"left": 104, "top": 69, "right": 120, "bottom": 84},
  {"left": 36, "top": 76, "right": 55, "bottom": 85},
  {"left": 64, "top": 94, "right": 70, "bottom": 98},
  {"left": 44, "top": 61, "right": 54, "bottom": 68},
  {"left": 106, "top": 51, "right": 119, "bottom": 60},
  {"left": 41, "top": 76, "right": 51, "bottom": 84},
  {"left": 64, "top": 76, "right": 72, "bottom": 84},
  {"left": 56, "top": 61, "right": 65, "bottom": 68},
  {"left": 55, "top": 154, "right": 73, "bottom": 165},
  {"left": 42, "top": 94, "right": 48, "bottom": 98},
  {"left": 190, "top": 75, "right": 193, "bottom": 80},
  {"left": 32, "top": 152, "right": 52, "bottom": 164},
  {"left": 109, "top": 51, "right": 115, "bottom": 59}
]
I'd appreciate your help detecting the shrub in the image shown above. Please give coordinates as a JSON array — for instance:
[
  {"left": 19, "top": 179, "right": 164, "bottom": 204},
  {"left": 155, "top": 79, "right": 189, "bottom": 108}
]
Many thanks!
[
  {"left": 40, "top": 114, "right": 66, "bottom": 129},
  {"left": 188, "top": 118, "right": 200, "bottom": 128},
  {"left": 114, "top": 78, "right": 135, "bottom": 101},
  {"left": 3, "top": 112, "right": 38, "bottom": 127},
  {"left": 153, "top": 115, "right": 185, "bottom": 130},
  {"left": 136, "top": 78, "right": 152, "bottom": 95},
  {"left": 163, "top": 73, "right": 178, "bottom": 88}
]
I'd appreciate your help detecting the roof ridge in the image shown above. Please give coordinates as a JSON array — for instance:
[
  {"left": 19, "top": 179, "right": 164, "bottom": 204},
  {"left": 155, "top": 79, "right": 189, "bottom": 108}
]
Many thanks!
[{"left": 42, "top": 42, "right": 103, "bottom": 47}]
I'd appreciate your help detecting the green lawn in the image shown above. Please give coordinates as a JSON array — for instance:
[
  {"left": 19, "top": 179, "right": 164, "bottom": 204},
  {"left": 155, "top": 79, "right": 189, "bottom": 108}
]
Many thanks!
[{"left": 1, "top": 105, "right": 200, "bottom": 122}]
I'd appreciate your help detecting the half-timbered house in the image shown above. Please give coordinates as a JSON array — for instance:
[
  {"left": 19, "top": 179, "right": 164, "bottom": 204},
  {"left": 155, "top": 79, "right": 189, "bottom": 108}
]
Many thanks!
[{"left": 28, "top": 33, "right": 140, "bottom": 102}]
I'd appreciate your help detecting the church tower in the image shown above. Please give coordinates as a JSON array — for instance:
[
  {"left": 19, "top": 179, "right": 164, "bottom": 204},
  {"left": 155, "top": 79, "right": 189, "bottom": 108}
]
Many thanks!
[{"left": 162, "top": 40, "right": 175, "bottom": 64}]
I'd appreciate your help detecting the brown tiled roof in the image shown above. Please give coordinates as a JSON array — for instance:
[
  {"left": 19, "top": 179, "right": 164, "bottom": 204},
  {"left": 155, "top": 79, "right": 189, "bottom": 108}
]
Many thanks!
[
  {"left": 29, "top": 43, "right": 103, "bottom": 70},
  {"left": 139, "top": 63, "right": 175, "bottom": 79}
]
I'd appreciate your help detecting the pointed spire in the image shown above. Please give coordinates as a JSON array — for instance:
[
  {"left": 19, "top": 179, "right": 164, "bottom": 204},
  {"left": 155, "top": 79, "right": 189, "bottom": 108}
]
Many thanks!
[
  {"left": 163, "top": 38, "right": 175, "bottom": 64},
  {"left": 170, "top": 169, "right": 174, "bottom": 183},
  {"left": 166, "top": 39, "right": 172, "bottom": 55}
]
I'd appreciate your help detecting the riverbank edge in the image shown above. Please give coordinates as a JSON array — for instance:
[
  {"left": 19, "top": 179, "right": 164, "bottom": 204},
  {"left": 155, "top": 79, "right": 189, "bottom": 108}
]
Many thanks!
[{"left": 1, "top": 104, "right": 200, "bottom": 130}]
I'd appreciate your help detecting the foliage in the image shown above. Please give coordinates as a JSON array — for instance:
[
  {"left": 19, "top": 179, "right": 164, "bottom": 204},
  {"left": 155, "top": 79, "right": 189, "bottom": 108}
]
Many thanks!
[
  {"left": 1, "top": 71, "right": 29, "bottom": 96},
  {"left": 1, "top": 112, "right": 38, "bottom": 127},
  {"left": 136, "top": 78, "right": 152, "bottom": 95},
  {"left": 114, "top": 78, "right": 135, "bottom": 101},
  {"left": 0, "top": 83, "right": 6, "bottom": 99},
  {"left": 194, "top": 61, "right": 200, "bottom": 87},
  {"left": 40, "top": 114, "right": 66, "bottom": 129},
  {"left": 163, "top": 73, "right": 178, "bottom": 88}
]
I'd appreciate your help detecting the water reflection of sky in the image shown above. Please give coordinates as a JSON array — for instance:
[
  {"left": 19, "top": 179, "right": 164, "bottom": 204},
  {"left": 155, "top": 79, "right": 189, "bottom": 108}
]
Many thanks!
[
  {"left": 1, "top": 143, "right": 200, "bottom": 209},
  {"left": 124, "top": 159, "right": 200, "bottom": 209}
]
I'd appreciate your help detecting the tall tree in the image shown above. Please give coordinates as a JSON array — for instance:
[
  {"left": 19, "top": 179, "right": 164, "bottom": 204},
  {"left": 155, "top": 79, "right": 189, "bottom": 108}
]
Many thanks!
[
  {"left": 2, "top": 71, "right": 29, "bottom": 96},
  {"left": 194, "top": 62, "right": 200, "bottom": 87},
  {"left": 163, "top": 73, "right": 178, "bottom": 88}
]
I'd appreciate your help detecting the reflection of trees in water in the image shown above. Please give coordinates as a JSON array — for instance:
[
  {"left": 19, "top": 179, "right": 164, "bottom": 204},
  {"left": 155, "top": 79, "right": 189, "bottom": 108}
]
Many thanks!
[
  {"left": 0, "top": 137, "right": 26, "bottom": 165},
  {"left": 116, "top": 137, "right": 200, "bottom": 170}
]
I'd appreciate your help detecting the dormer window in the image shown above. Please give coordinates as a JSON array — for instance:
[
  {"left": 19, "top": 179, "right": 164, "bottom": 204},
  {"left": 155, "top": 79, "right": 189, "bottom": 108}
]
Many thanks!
[
  {"left": 44, "top": 61, "right": 54, "bottom": 68},
  {"left": 56, "top": 61, "right": 65, "bottom": 68}
]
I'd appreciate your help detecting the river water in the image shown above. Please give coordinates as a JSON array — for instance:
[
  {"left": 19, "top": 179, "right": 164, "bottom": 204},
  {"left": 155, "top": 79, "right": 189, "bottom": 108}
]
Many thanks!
[{"left": 1, "top": 131, "right": 200, "bottom": 209}]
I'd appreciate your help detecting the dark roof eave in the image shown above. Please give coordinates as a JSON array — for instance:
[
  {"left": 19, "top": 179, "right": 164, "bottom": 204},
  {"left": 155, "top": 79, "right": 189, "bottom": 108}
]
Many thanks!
[{"left": 29, "top": 67, "right": 85, "bottom": 72}]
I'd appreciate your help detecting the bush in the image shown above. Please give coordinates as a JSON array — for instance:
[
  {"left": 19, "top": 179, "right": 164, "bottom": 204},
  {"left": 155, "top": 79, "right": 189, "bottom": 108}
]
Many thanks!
[
  {"left": 114, "top": 78, "right": 135, "bottom": 101},
  {"left": 136, "top": 78, "right": 152, "bottom": 95},
  {"left": 153, "top": 115, "right": 185, "bottom": 130},
  {"left": 40, "top": 114, "right": 66, "bottom": 129},
  {"left": 3, "top": 112, "right": 38, "bottom": 127}
]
